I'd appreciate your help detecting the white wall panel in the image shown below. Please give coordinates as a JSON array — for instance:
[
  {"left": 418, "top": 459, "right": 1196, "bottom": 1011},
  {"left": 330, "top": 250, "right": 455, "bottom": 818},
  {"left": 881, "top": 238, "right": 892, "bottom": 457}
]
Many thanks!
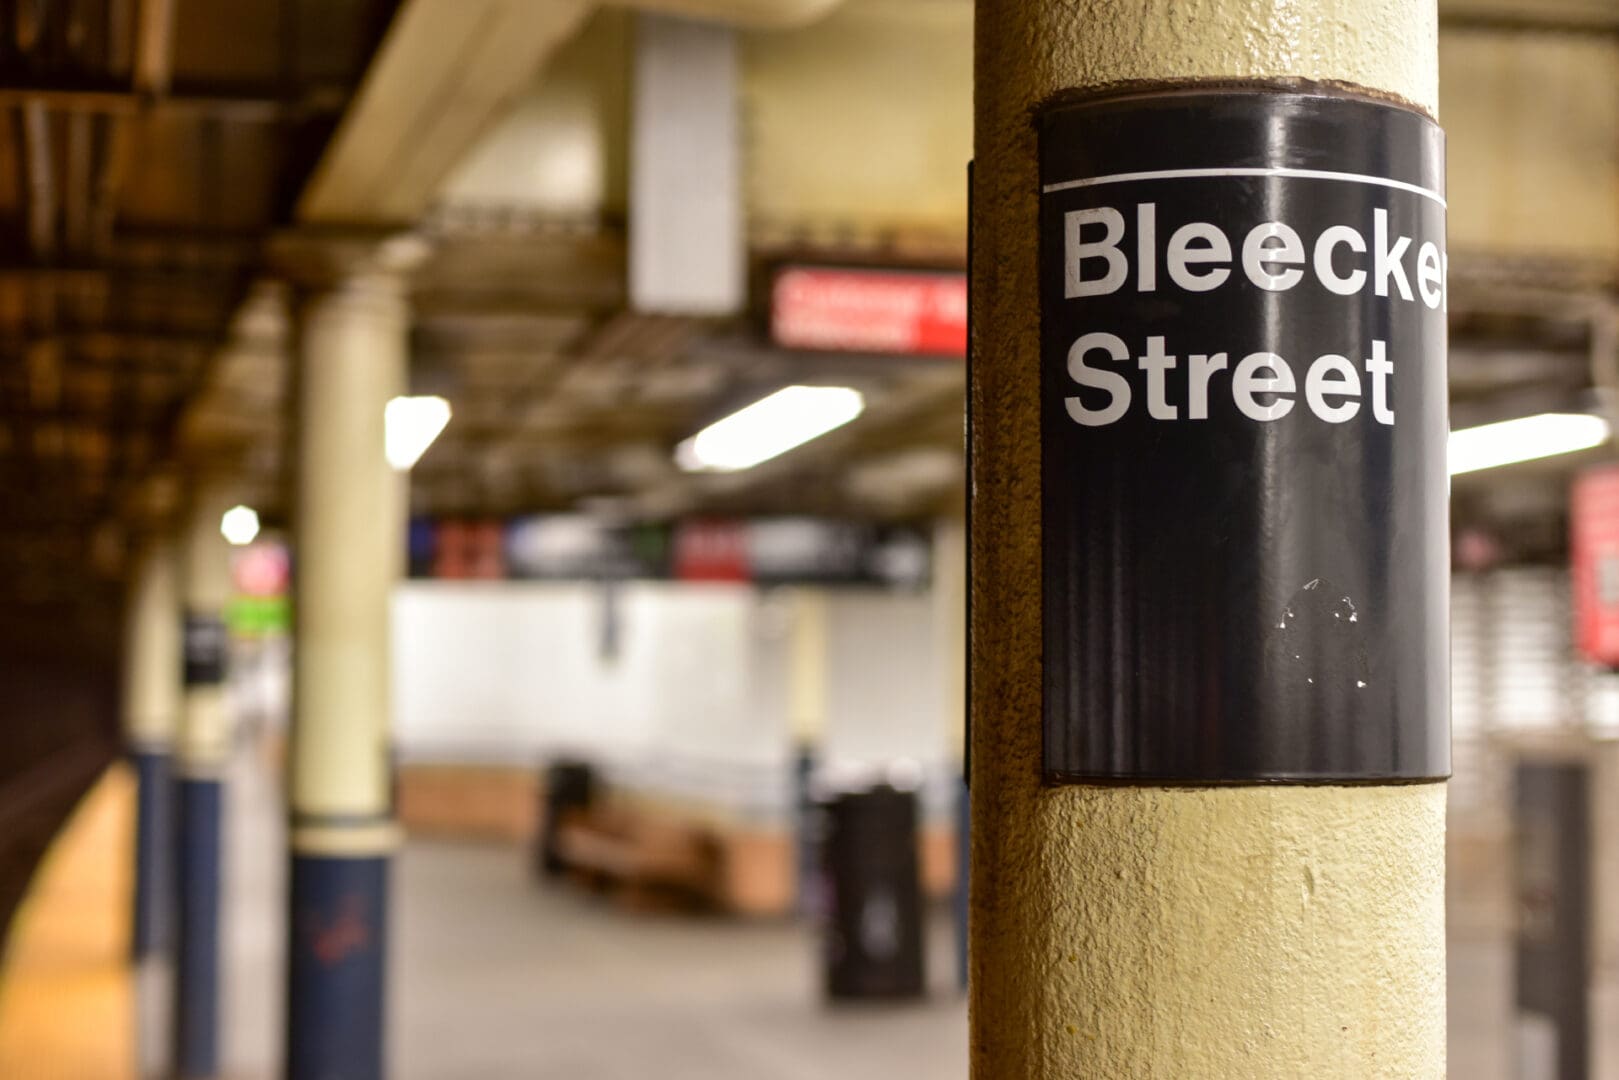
[{"left": 392, "top": 581, "right": 952, "bottom": 818}]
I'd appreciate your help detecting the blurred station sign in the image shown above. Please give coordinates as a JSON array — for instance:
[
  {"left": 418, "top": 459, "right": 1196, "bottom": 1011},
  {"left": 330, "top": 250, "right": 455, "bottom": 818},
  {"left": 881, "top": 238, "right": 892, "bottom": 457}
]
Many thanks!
[
  {"left": 506, "top": 516, "right": 668, "bottom": 580},
  {"left": 672, "top": 518, "right": 752, "bottom": 582},
  {"left": 1572, "top": 464, "right": 1619, "bottom": 666},
  {"left": 409, "top": 514, "right": 930, "bottom": 588},
  {"left": 675, "top": 517, "right": 930, "bottom": 587},
  {"left": 227, "top": 542, "right": 291, "bottom": 637},
  {"left": 770, "top": 267, "right": 966, "bottom": 358},
  {"left": 432, "top": 519, "right": 507, "bottom": 580}
]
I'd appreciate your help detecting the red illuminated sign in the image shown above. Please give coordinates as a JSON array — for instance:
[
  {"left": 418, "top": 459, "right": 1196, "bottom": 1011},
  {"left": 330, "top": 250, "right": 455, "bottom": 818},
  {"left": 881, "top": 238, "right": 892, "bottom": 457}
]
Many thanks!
[
  {"left": 232, "top": 544, "right": 290, "bottom": 597},
  {"left": 672, "top": 519, "right": 750, "bottom": 582},
  {"left": 1572, "top": 465, "right": 1619, "bottom": 666},
  {"left": 433, "top": 520, "right": 506, "bottom": 580},
  {"left": 771, "top": 267, "right": 966, "bottom": 357}
]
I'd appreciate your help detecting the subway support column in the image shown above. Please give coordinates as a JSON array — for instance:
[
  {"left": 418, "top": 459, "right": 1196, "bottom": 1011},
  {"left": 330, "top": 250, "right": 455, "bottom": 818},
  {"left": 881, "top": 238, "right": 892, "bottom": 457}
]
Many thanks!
[
  {"left": 123, "top": 539, "right": 182, "bottom": 961},
  {"left": 175, "top": 493, "right": 234, "bottom": 1078},
  {"left": 285, "top": 263, "right": 407, "bottom": 1080},
  {"left": 969, "top": 3, "right": 1448, "bottom": 1077}
]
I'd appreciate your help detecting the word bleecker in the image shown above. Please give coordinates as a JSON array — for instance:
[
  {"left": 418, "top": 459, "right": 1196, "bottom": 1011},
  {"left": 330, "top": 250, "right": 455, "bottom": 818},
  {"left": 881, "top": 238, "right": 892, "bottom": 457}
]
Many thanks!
[{"left": 1065, "top": 204, "right": 1445, "bottom": 308}]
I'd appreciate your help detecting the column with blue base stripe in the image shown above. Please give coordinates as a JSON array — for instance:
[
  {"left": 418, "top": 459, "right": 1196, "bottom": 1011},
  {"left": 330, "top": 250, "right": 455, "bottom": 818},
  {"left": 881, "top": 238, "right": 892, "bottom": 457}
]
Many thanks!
[
  {"left": 283, "top": 257, "right": 409, "bottom": 1080},
  {"left": 175, "top": 493, "right": 234, "bottom": 1079},
  {"left": 131, "top": 747, "right": 175, "bottom": 959},
  {"left": 286, "top": 824, "right": 394, "bottom": 1080},
  {"left": 124, "top": 539, "right": 182, "bottom": 963},
  {"left": 175, "top": 770, "right": 223, "bottom": 1076}
]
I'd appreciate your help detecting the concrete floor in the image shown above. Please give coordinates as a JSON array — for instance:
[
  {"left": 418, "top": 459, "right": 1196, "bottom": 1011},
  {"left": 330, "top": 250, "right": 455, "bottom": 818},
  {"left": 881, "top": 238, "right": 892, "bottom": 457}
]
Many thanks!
[
  {"left": 395, "top": 843, "right": 967, "bottom": 1080},
  {"left": 176, "top": 747, "right": 967, "bottom": 1080},
  {"left": 137, "top": 750, "right": 1517, "bottom": 1078}
]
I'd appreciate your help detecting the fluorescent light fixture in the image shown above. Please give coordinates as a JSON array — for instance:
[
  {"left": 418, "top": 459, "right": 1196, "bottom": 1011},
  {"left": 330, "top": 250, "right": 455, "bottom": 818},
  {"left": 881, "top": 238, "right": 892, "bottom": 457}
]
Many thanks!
[
  {"left": 220, "top": 505, "right": 260, "bottom": 546},
  {"left": 386, "top": 395, "right": 452, "bottom": 471},
  {"left": 1448, "top": 412, "right": 1610, "bottom": 476},
  {"left": 676, "top": 385, "right": 865, "bottom": 473}
]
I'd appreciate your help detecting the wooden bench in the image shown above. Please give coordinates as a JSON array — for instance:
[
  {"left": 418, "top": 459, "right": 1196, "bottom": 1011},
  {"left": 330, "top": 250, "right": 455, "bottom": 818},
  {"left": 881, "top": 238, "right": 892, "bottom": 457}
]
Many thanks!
[{"left": 555, "top": 808, "right": 719, "bottom": 910}]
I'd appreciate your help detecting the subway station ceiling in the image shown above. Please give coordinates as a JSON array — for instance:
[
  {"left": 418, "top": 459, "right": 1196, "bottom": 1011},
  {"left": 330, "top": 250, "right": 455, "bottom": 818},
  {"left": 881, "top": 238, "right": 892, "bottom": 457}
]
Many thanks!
[
  {"left": 0, "top": 0, "right": 399, "bottom": 627},
  {"left": 3, "top": 0, "right": 1619, "bottom": 636}
]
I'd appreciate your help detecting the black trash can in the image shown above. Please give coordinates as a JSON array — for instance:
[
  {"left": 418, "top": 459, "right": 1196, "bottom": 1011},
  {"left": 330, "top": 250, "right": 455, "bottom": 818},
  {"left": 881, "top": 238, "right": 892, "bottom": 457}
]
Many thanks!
[
  {"left": 821, "top": 783, "right": 925, "bottom": 1000},
  {"left": 535, "top": 759, "right": 596, "bottom": 877},
  {"left": 794, "top": 744, "right": 821, "bottom": 915}
]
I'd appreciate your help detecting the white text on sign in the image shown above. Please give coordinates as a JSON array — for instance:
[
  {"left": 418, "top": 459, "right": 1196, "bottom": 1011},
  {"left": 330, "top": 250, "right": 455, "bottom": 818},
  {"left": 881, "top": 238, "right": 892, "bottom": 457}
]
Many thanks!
[{"left": 1064, "top": 204, "right": 1446, "bottom": 307}]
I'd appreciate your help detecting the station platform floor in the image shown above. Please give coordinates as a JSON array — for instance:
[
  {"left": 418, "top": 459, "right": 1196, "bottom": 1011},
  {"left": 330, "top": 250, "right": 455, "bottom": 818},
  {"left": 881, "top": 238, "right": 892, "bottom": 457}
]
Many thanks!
[
  {"left": 0, "top": 767, "right": 136, "bottom": 1079},
  {"left": 0, "top": 749, "right": 970, "bottom": 1079},
  {"left": 0, "top": 745, "right": 1519, "bottom": 1079}
]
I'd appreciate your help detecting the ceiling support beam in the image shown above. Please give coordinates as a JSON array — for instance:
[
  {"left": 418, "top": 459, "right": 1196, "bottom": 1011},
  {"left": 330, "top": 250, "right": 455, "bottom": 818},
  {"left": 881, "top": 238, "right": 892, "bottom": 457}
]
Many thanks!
[
  {"left": 605, "top": 0, "right": 843, "bottom": 28},
  {"left": 296, "top": 0, "right": 592, "bottom": 226},
  {"left": 133, "top": 0, "right": 177, "bottom": 95},
  {"left": 0, "top": 86, "right": 294, "bottom": 120},
  {"left": 63, "top": 111, "right": 94, "bottom": 254},
  {"left": 20, "top": 102, "right": 57, "bottom": 260}
]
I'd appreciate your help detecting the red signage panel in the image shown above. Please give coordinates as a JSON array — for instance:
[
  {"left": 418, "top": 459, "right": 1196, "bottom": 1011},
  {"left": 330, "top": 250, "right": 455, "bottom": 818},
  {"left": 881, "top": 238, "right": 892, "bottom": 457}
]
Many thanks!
[
  {"left": 433, "top": 519, "right": 507, "bottom": 580},
  {"left": 771, "top": 267, "right": 966, "bottom": 357},
  {"left": 672, "top": 519, "right": 750, "bottom": 582},
  {"left": 1572, "top": 465, "right": 1619, "bottom": 666}
]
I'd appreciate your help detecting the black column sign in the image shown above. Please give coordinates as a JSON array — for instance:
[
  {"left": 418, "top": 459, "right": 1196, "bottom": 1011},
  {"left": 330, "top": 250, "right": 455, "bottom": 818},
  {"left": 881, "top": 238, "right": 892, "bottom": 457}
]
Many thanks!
[
  {"left": 184, "top": 612, "right": 228, "bottom": 687},
  {"left": 1039, "top": 89, "right": 1449, "bottom": 783}
]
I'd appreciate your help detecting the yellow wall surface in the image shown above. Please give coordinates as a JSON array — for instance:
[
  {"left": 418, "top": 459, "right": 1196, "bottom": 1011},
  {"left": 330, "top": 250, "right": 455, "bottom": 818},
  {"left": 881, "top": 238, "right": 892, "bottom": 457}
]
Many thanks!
[
  {"left": 741, "top": 0, "right": 972, "bottom": 244},
  {"left": 1441, "top": 28, "right": 1619, "bottom": 262}
]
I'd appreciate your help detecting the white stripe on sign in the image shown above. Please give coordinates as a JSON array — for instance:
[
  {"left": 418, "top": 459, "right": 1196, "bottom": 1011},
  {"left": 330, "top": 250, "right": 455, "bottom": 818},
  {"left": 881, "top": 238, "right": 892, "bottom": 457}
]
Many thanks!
[{"left": 1042, "top": 166, "right": 1447, "bottom": 208}]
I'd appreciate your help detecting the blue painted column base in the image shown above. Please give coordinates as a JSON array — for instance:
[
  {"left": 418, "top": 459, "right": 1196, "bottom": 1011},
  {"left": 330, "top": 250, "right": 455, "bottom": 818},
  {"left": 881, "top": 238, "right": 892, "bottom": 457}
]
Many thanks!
[
  {"left": 131, "top": 749, "right": 175, "bottom": 960},
  {"left": 286, "top": 853, "right": 389, "bottom": 1080},
  {"left": 175, "top": 777, "right": 223, "bottom": 1079}
]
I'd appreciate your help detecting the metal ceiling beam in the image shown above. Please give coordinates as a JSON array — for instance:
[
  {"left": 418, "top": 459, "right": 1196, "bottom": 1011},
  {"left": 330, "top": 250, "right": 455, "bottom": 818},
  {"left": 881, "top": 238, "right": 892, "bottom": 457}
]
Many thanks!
[
  {"left": 89, "top": 0, "right": 171, "bottom": 256},
  {"left": 133, "top": 0, "right": 177, "bottom": 95},
  {"left": 0, "top": 329, "right": 216, "bottom": 348},
  {"left": 0, "top": 85, "right": 305, "bottom": 120},
  {"left": 0, "top": 265, "right": 245, "bottom": 292},
  {"left": 603, "top": 0, "right": 845, "bottom": 28},
  {"left": 20, "top": 101, "right": 57, "bottom": 259},
  {"left": 63, "top": 111, "right": 94, "bottom": 253}
]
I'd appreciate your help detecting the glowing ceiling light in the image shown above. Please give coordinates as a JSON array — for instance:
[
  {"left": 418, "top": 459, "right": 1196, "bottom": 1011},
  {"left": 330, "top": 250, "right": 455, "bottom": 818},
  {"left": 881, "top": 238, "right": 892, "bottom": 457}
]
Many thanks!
[
  {"left": 1448, "top": 412, "right": 1610, "bottom": 476},
  {"left": 220, "top": 505, "right": 261, "bottom": 546},
  {"left": 675, "top": 386, "right": 865, "bottom": 473},
  {"left": 386, "top": 395, "right": 452, "bottom": 471}
]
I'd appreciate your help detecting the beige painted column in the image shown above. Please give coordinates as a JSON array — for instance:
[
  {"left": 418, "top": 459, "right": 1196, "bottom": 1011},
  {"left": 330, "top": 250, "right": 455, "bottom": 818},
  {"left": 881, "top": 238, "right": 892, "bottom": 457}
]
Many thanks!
[
  {"left": 933, "top": 519, "right": 967, "bottom": 767},
  {"left": 124, "top": 537, "right": 182, "bottom": 963},
  {"left": 290, "top": 270, "right": 407, "bottom": 843},
  {"left": 180, "top": 491, "right": 235, "bottom": 778},
  {"left": 125, "top": 539, "right": 182, "bottom": 757},
  {"left": 934, "top": 516, "right": 969, "bottom": 990},
  {"left": 175, "top": 486, "right": 234, "bottom": 1076},
  {"left": 969, "top": 3, "right": 1445, "bottom": 1078},
  {"left": 787, "top": 589, "right": 829, "bottom": 749},
  {"left": 284, "top": 263, "right": 407, "bottom": 1077}
]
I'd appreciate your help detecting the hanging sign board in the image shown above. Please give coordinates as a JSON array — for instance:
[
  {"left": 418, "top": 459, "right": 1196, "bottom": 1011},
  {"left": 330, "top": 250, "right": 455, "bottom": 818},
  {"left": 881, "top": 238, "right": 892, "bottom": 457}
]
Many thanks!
[
  {"left": 772, "top": 267, "right": 967, "bottom": 357},
  {"left": 1038, "top": 89, "right": 1450, "bottom": 783}
]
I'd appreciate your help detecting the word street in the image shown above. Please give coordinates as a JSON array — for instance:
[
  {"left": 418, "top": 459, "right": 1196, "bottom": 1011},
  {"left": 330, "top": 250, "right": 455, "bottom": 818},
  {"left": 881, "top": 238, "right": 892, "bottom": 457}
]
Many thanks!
[
  {"left": 1065, "top": 333, "right": 1395, "bottom": 427},
  {"left": 1058, "top": 201, "right": 1445, "bottom": 428}
]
